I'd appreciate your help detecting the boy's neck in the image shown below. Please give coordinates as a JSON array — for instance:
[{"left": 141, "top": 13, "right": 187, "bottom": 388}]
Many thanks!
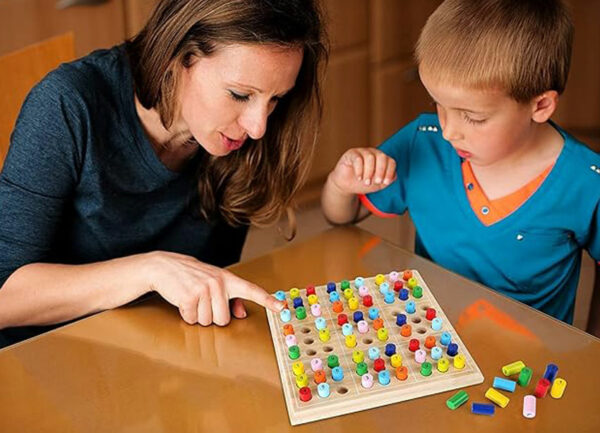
[{"left": 470, "top": 121, "right": 564, "bottom": 200}]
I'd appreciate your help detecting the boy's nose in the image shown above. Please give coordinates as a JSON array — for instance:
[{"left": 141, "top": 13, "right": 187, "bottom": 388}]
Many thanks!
[{"left": 440, "top": 115, "right": 464, "bottom": 142}]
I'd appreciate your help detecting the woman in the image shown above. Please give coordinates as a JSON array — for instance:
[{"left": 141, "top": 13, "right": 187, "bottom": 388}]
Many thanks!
[{"left": 0, "top": 0, "right": 328, "bottom": 346}]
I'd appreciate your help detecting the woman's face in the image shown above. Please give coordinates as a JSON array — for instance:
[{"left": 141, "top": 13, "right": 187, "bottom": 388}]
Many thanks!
[{"left": 177, "top": 43, "right": 303, "bottom": 156}]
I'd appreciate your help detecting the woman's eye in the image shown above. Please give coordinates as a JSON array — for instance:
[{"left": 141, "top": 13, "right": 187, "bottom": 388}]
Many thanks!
[{"left": 229, "top": 91, "right": 250, "bottom": 102}]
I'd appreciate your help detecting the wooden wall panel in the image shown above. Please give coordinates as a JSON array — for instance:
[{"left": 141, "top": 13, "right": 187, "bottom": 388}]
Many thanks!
[
  {"left": 371, "top": 60, "right": 433, "bottom": 145},
  {"left": 0, "top": 0, "right": 125, "bottom": 57},
  {"left": 310, "top": 49, "right": 370, "bottom": 183},
  {"left": 370, "top": 0, "right": 441, "bottom": 63}
]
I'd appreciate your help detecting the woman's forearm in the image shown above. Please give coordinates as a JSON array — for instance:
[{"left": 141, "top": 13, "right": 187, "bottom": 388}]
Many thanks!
[{"left": 0, "top": 254, "right": 152, "bottom": 329}]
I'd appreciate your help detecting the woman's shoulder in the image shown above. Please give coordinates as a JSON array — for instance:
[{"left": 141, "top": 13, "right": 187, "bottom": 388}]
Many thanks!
[{"left": 31, "top": 44, "right": 131, "bottom": 109}]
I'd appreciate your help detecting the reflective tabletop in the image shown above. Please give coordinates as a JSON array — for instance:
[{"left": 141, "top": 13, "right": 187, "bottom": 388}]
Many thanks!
[{"left": 0, "top": 226, "right": 598, "bottom": 432}]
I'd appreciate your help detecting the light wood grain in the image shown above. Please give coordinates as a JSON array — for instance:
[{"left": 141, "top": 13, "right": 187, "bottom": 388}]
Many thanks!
[{"left": 266, "top": 271, "right": 483, "bottom": 425}]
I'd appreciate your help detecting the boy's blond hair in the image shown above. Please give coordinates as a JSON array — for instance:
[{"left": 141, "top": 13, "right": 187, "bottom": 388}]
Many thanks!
[{"left": 415, "top": 0, "right": 573, "bottom": 102}]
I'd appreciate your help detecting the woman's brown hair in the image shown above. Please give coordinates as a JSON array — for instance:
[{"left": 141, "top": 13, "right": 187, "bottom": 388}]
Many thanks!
[{"left": 127, "top": 0, "right": 328, "bottom": 229}]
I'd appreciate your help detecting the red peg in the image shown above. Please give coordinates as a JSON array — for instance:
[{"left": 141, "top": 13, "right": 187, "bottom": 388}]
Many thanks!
[
  {"left": 409, "top": 338, "right": 420, "bottom": 352},
  {"left": 393, "top": 281, "right": 403, "bottom": 292},
  {"left": 299, "top": 386, "right": 312, "bottom": 402},
  {"left": 363, "top": 295, "right": 373, "bottom": 307},
  {"left": 306, "top": 285, "right": 316, "bottom": 296},
  {"left": 374, "top": 358, "right": 385, "bottom": 372},
  {"left": 425, "top": 308, "right": 436, "bottom": 321},
  {"left": 534, "top": 378, "right": 551, "bottom": 398},
  {"left": 337, "top": 314, "right": 348, "bottom": 326}
]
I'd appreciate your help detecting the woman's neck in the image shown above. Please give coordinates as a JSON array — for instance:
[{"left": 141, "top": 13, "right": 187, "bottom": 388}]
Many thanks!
[{"left": 134, "top": 96, "right": 198, "bottom": 171}]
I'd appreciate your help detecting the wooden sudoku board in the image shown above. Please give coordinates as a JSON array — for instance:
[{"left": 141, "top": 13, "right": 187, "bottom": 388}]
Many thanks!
[{"left": 266, "top": 270, "right": 484, "bottom": 425}]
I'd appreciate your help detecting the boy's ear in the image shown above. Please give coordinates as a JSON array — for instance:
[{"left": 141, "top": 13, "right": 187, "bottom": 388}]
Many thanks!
[{"left": 531, "top": 90, "right": 559, "bottom": 123}]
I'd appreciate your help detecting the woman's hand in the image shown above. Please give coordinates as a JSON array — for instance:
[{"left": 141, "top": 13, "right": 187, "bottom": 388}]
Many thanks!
[
  {"left": 143, "top": 251, "right": 284, "bottom": 326},
  {"left": 329, "top": 148, "right": 397, "bottom": 196}
]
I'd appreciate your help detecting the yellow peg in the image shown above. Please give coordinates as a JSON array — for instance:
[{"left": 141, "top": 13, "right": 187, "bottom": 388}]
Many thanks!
[
  {"left": 348, "top": 297, "right": 359, "bottom": 310},
  {"left": 307, "top": 294, "right": 318, "bottom": 305},
  {"left": 292, "top": 361, "right": 305, "bottom": 376},
  {"left": 343, "top": 288, "right": 354, "bottom": 300},
  {"left": 550, "top": 378, "right": 567, "bottom": 399},
  {"left": 453, "top": 354, "right": 466, "bottom": 369},
  {"left": 345, "top": 334, "right": 357, "bottom": 348},
  {"left": 390, "top": 353, "right": 402, "bottom": 368},
  {"left": 501, "top": 360, "right": 525, "bottom": 376},
  {"left": 296, "top": 373, "right": 308, "bottom": 388},
  {"left": 437, "top": 357, "right": 450, "bottom": 373},
  {"left": 352, "top": 349, "right": 364, "bottom": 364},
  {"left": 319, "top": 327, "right": 330, "bottom": 342},
  {"left": 375, "top": 274, "right": 386, "bottom": 286},
  {"left": 290, "top": 288, "right": 300, "bottom": 299},
  {"left": 407, "top": 277, "right": 418, "bottom": 289},
  {"left": 485, "top": 387, "right": 510, "bottom": 408},
  {"left": 377, "top": 327, "right": 389, "bottom": 342}
]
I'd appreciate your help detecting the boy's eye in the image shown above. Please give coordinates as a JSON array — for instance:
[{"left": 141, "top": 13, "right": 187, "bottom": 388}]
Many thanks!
[
  {"left": 462, "top": 112, "right": 486, "bottom": 125},
  {"left": 229, "top": 91, "right": 250, "bottom": 102}
]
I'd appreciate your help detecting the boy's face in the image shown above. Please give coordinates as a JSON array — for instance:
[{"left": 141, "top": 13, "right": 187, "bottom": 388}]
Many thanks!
[{"left": 419, "top": 69, "right": 536, "bottom": 168}]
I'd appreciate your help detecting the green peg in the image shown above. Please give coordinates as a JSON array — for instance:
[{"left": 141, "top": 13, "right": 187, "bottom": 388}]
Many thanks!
[
  {"left": 289, "top": 345, "right": 300, "bottom": 360},
  {"left": 420, "top": 361, "right": 432, "bottom": 376},
  {"left": 518, "top": 367, "right": 533, "bottom": 386},
  {"left": 446, "top": 390, "right": 469, "bottom": 410},
  {"left": 327, "top": 354, "right": 339, "bottom": 369},
  {"left": 295, "top": 306, "right": 306, "bottom": 320},
  {"left": 413, "top": 286, "right": 423, "bottom": 298}
]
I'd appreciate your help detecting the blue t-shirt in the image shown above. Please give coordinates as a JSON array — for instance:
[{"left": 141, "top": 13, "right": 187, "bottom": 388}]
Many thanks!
[
  {"left": 364, "top": 113, "right": 600, "bottom": 324},
  {"left": 0, "top": 45, "right": 248, "bottom": 345}
]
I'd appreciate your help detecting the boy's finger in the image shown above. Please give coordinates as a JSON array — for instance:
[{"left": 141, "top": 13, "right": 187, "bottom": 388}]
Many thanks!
[
  {"left": 383, "top": 157, "right": 397, "bottom": 185},
  {"left": 352, "top": 153, "right": 364, "bottom": 181},
  {"left": 374, "top": 152, "right": 388, "bottom": 184},
  {"left": 362, "top": 151, "right": 376, "bottom": 185}
]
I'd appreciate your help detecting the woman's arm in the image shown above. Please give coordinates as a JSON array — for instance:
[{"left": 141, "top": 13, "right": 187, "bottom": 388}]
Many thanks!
[{"left": 0, "top": 251, "right": 283, "bottom": 329}]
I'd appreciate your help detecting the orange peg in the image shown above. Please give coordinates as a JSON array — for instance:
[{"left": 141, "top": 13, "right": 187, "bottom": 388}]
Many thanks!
[
  {"left": 396, "top": 366, "right": 408, "bottom": 380},
  {"left": 332, "top": 300, "right": 344, "bottom": 313},
  {"left": 400, "top": 324, "right": 412, "bottom": 337},
  {"left": 314, "top": 369, "right": 327, "bottom": 384},
  {"left": 373, "top": 318, "right": 384, "bottom": 330},
  {"left": 425, "top": 335, "right": 436, "bottom": 349}
]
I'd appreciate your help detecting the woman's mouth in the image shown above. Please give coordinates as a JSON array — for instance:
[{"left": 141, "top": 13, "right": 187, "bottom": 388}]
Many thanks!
[{"left": 221, "top": 133, "right": 246, "bottom": 151}]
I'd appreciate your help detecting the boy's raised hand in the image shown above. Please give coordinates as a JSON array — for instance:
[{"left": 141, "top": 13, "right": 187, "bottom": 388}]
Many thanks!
[{"left": 329, "top": 148, "right": 397, "bottom": 195}]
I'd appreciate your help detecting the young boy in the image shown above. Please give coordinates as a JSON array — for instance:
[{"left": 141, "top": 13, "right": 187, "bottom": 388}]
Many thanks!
[{"left": 321, "top": 0, "right": 600, "bottom": 324}]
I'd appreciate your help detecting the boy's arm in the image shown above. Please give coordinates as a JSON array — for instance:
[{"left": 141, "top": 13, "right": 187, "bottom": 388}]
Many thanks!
[{"left": 321, "top": 148, "right": 396, "bottom": 225}]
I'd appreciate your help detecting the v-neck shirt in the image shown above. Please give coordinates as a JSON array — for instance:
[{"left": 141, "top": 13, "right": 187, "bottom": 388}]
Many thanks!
[
  {"left": 462, "top": 160, "right": 553, "bottom": 226},
  {"left": 360, "top": 113, "right": 600, "bottom": 324}
]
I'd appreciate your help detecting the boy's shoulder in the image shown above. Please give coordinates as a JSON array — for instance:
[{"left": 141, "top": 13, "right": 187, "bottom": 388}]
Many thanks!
[{"left": 559, "top": 126, "right": 600, "bottom": 191}]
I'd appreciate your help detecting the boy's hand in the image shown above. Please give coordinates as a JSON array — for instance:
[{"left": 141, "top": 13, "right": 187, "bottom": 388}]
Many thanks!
[{"left": 329, "top": 148, "right": 397, "bottom": 195}]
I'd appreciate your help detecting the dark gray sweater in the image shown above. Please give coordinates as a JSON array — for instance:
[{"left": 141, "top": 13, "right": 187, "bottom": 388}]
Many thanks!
[{"left": 0, "top": 45, "right": 247, "bottom": 346}]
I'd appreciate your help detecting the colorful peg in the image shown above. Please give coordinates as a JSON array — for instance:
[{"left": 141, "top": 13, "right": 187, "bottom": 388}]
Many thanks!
[
  {"left": 485, "top": 387, "right": 510, "bottom": 408},
  {"left": 446, "top": 390, "right": 469, "bottom": 410},
  {"left": 550, "top": 378, "right": 567, "bottom": 399},
  {"left": 390, "top": 353, "right": 402, "bottom": 368},
  {"left": 317, "top": 383, "right": 330, "bottom": 398},
  {"left": 502, "top": 360, "right": 525, "bottom": 376}
]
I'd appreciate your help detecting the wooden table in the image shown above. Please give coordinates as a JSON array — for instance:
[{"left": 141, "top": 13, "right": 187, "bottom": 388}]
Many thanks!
[{"left": 1, "top": 226, "right": 598, "bottom": 432}]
